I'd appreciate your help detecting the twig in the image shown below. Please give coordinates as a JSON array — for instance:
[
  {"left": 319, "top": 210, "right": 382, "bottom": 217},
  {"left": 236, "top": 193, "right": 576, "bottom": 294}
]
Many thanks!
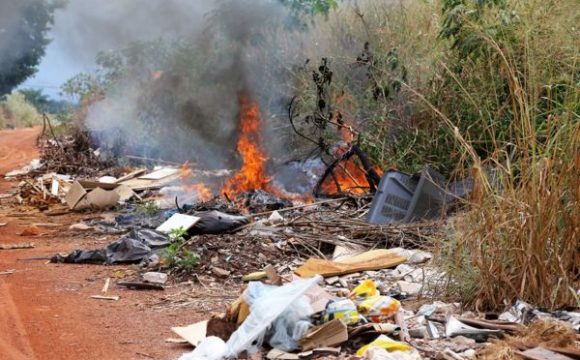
[{"left": 250, "top": 197, "right": 349, "bottom": 217}]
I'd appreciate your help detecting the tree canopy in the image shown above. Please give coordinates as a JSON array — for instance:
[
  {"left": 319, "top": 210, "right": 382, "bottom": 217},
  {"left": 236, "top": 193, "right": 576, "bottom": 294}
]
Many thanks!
[{"left": 0, "top": 0, "right": 62, "bottom": 97}]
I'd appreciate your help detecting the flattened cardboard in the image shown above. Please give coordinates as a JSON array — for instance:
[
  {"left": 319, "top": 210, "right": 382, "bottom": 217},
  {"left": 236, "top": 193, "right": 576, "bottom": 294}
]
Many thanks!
[
  {"left": 299, "top": 319, "right": 348, "bottom": 351},
  {"left": 65, "top": 181, "right": 87, "bottom": 209},
  {"left": 156, "top": 213, "right": 201, "bottom": 234},
  {"left": 113, "top": 184, "right": 137, "bottom": 202},
  {"left": 78, "top": 180, "right": 120, "bottom": 190},
  {"left": 171, "top": 320, "right": 208, "bottom": 347},
  {"left": 349, "top": 323, "right": 400, "bottom": 338},
  {"left": 119, "top": 172, "right": 181, "bottom": 191},
  {"left": 295, "top": 250, "right": 406, "bottom": 278},
  {"left": 519, "top": 347, "right": 574, "bottom": 360},
  {"left": 85, "top": 187, "right": 121, "bottom": 209}
]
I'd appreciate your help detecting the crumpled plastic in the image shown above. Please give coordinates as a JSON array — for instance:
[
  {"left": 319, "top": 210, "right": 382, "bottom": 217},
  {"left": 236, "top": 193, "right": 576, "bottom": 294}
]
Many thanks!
[
  {"left": 364, "top": 346, "right": 423, "bottom": 360},
  {"left": 178, "top": 336, "right": 227, "bottom": 360},
  {"left": 178, "top": 276, "right": 322, "bottom": 360},
  {"left": 356, "top": 335, "right": 412, "bottom": 356},
  {"left": 225, "top": 276, "right": 320, "bottom": 357},
  {"left": 358, "top": 296, "right": 401, "bottom": 323},
  {"left": 351, "top": 279, "right": 379, "bottom": 298},
  {"left": 323, "top": 298, "right": 363, "bottom": 325},
  {"left": 50, "top": 229, "right": 167, "bottom": 264}
]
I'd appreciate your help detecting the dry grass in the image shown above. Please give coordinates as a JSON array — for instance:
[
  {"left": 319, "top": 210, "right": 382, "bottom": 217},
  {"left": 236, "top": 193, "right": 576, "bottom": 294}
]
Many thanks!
[
  {"left": 480, "top": 319, "right": 579, "bottom": 359},
  {"left": 433, "top": 0, "right": 580, "bottom": 310}
]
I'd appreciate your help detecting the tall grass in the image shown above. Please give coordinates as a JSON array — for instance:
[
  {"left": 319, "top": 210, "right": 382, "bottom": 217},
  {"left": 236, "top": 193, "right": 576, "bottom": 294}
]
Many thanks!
[
  {"left": 284, "top": 0, "right": 578, "bottom": 309},
  {"left": 429, "top": 0, "right": 579, "bottom": 309}
]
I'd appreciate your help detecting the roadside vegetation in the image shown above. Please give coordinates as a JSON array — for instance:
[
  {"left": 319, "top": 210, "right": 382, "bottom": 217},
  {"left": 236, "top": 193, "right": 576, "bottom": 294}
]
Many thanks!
[
  {"left": 0, "top": 91, "right": 42, "bottom": 128},
  {"left": 282, "top": 0, "right": 579, "bottom": 309},
  {"left": 0, "top": 89, "right": 72, "bottom": 129}
]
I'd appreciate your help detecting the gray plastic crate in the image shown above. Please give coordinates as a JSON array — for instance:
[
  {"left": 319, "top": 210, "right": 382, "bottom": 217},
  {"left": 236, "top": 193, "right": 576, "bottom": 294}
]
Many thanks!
[
  {"left": 367, "top": 170, "right": 418, "bottom": 224},
  {"left": 368, "top": 167, "right": 452, "bottom": 224}
]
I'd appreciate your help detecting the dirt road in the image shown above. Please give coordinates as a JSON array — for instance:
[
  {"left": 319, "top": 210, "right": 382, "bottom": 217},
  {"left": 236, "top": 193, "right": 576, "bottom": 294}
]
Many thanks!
[{"left": 0, "top": 127, "right": 206, "bottom": 360}]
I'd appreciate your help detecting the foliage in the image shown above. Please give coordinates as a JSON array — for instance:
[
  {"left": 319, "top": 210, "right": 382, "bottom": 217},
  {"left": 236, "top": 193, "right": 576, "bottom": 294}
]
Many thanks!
[
  {"left": 0, "top": 91, "right": 42, "bottom": 128},
  {"left": 19, "top": 88, "right": 71, "bottom": 114},
  {"left": 161, "top": 226, "right": 200, "bottom": 273},
  {"left": 285, "top": 0, "right": 578, "bottom": 309},
  {"left": 60, "top": 73, "right": 105, "bottom": 103},
  {"left": 134, "top": 200, "right": 160, "bottom": 216},
  {"left": 279, "top": 0, "right": 339, "bottom": 16},
  {"left": 431, "top": 0, "right": 580, "bottom": 309},
  {"left": 0, "top": 0, "right": 63, "bottom": 96}
]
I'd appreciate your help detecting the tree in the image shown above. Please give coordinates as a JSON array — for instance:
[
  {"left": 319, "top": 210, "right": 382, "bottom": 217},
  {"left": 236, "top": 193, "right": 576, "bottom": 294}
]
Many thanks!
[
  {"left": 0, "top": 0, "right": 63, "bottom": 97},
  {"left": 279, "top": 0, "right": 339, "bottom": 16}
]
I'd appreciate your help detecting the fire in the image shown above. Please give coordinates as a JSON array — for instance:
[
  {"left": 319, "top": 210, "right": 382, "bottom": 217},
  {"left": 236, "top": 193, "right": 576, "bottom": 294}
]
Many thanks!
[
  {"left": 321, "top": 146, "right": 369, "bottom": 195},
  {"left": 179, "top": 162, "right": 213, "bottom": 202},
  {"left": 320, "top": 99, "right": 382, "bottom": 195},
  {"left": 222, "top": 94, "right": 270, "bottom": 197}
]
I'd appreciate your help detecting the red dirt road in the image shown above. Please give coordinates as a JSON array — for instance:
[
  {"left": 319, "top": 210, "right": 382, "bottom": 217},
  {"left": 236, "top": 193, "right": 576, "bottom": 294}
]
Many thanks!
[{"left": 0, "top": 127, "right": 210, "bottom": 360}]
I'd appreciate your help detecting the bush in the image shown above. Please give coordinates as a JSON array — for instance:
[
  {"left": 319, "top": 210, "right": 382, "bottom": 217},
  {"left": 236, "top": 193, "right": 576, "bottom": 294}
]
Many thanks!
[{"left": 0, "top": 91, "right": 42, "bottom": 128}]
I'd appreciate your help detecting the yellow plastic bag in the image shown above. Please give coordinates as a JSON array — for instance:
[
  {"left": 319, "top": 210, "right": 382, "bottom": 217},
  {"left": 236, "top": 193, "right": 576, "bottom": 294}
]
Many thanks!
[
  {"left": 350, "top": 279, "right": 378, "bottom": 298},
  {"left": 356, "top": 335, "right": 411, "bottom": 356},
  {"left": 358, "top": 296, "right": 400, "bottom": 322}
]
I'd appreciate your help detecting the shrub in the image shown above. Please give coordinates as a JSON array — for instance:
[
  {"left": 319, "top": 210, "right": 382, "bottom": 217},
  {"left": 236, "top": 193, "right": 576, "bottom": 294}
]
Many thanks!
[{"left": 0, "top": 91, "right": 42, "bottom": 128}]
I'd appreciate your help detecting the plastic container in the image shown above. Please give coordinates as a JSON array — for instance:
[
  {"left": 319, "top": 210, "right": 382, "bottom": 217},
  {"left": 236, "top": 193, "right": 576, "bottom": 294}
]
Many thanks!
[
  {"left": 368, "top": 167, "right": 450, "bottom": 224},
  {"left": 367, "top": 170, "right": 419, "bottom": 224}
]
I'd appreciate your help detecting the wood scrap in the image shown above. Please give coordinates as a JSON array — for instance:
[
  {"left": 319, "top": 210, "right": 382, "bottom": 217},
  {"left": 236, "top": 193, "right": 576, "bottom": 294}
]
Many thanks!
[
  {"left": 114, "top": 168, "right": 146, "bottom": 183},
  {"left": 102, "top": 277, "right": 110, "bottom": 293},
  {"left": 517, "top": 347, "right": 574, "bottom": 360},
  {"left": 0, "top": 243, "right": 35, "bottom": 250},
  {"left": 117, "top": 281, "right": 165, "bottom": 290},
  {"left": 91, "top": 295, "right": 120, "bottom": 301}
]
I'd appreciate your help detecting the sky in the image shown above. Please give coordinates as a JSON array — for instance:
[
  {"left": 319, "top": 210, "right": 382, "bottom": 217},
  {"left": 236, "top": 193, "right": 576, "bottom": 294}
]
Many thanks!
[{"left": 20, "top": 0, "right": 212, "bottom": 100}]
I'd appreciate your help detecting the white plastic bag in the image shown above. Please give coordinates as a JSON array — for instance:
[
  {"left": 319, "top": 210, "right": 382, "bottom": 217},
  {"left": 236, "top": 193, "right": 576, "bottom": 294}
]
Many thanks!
[
  {"left": 223, "top": 275, "right": 322, "bottom": 358},
  {"left": 178, "top": 336, "right": 226, "bottom": 360},
  {"left": 267, "top": 296, "right": 312, "bottom": 351}
]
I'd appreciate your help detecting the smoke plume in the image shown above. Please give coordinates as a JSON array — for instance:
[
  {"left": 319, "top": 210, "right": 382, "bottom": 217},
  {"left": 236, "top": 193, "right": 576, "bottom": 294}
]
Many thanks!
[{"left": 50, "top": 0, "right": 303, "bottom": 171}]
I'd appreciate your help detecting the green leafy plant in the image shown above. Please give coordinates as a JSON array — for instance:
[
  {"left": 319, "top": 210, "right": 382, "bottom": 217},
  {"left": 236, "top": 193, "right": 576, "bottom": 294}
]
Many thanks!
[
  {"left": 168, "top": 226, "right": 187, "bottom": 243},
  {"left": 161, "top": 226, "right": 200, "bottom": 274},
  {"left": 134, "top": 200, "right": 160, "bottom": 216}
]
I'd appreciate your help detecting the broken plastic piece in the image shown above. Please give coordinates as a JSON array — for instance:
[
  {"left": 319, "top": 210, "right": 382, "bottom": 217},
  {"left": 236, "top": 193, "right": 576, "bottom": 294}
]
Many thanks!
[{"left": 351, "top": 279, "right": 379, "bottom": 298}]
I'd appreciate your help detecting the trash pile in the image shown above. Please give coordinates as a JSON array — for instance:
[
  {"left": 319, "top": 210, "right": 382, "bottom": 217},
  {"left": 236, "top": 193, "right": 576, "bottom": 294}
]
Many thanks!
[
  {"left": 169, "top": 259, "right": 580, "bottom": 360},
  {"left": 2, "top": 137, "right": 577, "bottom": 360}
]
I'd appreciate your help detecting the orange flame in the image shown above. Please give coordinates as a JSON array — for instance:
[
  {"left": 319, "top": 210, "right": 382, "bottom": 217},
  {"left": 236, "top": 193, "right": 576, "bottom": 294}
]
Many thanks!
[
  {"left": 180, "top": 162, "right": 213, "bottom": 202},
  {"left": 222, "top": 94, "right": 270, "bottom": 197},
  {"left": 320, "top": 99, "right": 383, "bottom": 195}
]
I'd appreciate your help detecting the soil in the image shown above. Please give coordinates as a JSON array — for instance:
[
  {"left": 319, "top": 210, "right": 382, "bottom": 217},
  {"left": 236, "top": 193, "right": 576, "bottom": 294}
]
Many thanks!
[{"left": 0, "top": 127, "right": 219, "bottom": 360}]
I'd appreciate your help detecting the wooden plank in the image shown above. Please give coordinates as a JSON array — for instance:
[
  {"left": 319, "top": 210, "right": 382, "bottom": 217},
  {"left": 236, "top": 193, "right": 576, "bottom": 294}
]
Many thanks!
[
  {"left": 114, "top": 169, "right": 146, "bottom": 183},
  {"left": 119, "top": 173, "right": 181, "bottom": 191},
  {"left": 138, "top": 167, "right": 179, "bottom": 180},
  {"left": 519, "top": 347, "right": 574, "bottom": 360},
  {"left": 91, "top": 295, "right": 120, "bottom": 301}
]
